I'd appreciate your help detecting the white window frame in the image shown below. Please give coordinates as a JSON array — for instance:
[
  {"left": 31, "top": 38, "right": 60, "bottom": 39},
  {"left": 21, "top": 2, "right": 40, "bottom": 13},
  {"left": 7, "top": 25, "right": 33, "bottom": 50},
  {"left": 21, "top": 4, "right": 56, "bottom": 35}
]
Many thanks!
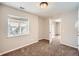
[{"left": 8, "top": 15, "right": 29, "bottom": 37}]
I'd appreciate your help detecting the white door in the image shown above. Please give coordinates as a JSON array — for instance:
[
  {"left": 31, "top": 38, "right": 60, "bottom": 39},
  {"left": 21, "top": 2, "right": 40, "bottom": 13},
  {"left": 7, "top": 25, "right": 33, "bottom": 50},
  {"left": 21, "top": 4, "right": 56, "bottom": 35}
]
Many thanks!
[
  {"left": 49, "top": 19, "right": 55, "bottom": 43},
  {"left": 49, "top": 19, "right": 61, "bottom": 43}
]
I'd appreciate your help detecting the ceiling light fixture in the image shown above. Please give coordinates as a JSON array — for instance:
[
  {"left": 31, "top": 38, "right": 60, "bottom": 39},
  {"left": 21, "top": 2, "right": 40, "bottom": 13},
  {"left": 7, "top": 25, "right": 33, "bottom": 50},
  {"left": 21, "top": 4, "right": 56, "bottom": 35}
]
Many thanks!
[{"left": 40, "top": 2, "right": 48, "bottom": 9}]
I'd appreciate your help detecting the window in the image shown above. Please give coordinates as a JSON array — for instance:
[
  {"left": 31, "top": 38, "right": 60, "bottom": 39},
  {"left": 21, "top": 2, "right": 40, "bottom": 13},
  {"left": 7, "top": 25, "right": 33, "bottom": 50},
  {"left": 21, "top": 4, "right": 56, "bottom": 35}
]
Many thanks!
[{"left": 8, "top": 15, "right": 29, "bottom": 37}]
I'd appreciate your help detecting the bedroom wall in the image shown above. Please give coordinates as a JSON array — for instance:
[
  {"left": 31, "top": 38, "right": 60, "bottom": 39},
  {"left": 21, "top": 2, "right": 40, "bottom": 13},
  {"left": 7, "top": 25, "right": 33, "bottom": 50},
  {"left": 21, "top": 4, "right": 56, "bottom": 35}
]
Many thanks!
[
  {"left": 60, "top": 10, "right": 78, "bottom": 48},
  {"left": 78, "top": 8, "right": 79, "bottom": 50},
  {"left": 38, "top": 17, "right": 49, "bottom": 40},
  {"left": 0, "top": 4, "right": 39, "bottom": 54},
  {"left": 51, "top": 9, "right": 78, "bottom": 48}
]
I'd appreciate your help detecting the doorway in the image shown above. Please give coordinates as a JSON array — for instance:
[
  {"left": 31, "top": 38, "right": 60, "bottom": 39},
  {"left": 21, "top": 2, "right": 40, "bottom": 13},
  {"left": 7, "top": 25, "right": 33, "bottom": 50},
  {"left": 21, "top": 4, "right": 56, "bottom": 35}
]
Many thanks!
[{"left": 49, "top": 18, "right": 61, "bottom": 44}]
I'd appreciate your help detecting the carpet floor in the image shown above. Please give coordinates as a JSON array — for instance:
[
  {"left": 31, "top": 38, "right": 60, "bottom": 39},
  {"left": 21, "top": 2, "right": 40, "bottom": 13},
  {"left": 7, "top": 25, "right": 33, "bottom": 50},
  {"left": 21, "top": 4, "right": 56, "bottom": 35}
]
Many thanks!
[
  {"left": 3, "top": 39, "right": 78, "bottom": 56},
  {"left": 50, "top": 39, "right": 78, "bottom": 56}
]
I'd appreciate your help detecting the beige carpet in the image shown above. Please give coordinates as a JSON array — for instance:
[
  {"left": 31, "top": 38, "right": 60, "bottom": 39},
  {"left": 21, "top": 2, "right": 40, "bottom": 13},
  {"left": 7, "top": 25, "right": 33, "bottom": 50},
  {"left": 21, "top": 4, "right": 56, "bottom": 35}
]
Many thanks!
[
  {"left": 3, "top": 39, "right": 78, "bottom": 56},
  {"left": 3, "top": 40, "right": 49, "bottom": 56},
  {"left": 50, "top": 39, "right": 78, "bottom": 56}
]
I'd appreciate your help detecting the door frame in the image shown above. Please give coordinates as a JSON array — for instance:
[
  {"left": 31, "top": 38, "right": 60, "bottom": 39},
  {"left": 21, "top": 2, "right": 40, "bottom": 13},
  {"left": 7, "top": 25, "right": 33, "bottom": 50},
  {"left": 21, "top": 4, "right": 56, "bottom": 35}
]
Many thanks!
[{"left": 49, "top": 18, "right": 62, "bottom": 43}]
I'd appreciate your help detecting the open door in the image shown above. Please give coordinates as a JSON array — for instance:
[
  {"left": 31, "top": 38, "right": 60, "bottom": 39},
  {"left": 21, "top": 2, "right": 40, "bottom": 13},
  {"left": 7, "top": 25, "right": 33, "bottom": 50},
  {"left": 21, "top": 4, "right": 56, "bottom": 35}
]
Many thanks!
[
  {"left": 49, "top": 19, "right": 61, "bottom": 44},
  {"left": 49, "top": 19, "right": 55, "bottom": 43}
]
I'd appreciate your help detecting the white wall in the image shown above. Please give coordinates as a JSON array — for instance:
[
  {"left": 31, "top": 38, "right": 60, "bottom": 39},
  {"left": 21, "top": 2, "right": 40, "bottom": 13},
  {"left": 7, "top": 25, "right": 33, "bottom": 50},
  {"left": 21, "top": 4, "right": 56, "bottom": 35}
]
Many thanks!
[
  {"left": 0, "top": 5, "right": 39, "bottom": 54},
  {"left": 0, "top": 5, "right": 3, "bottom": 54},
  {"left": 51, "top": 10, "right": 78, "bottom": 48},
  {"left": 78, "top": 8, "right": 79, "bottom": 49},
  {"left": 38, "top": 17, "right": 49, "bottom": 40},
  {"left": 44, "top": 19, "right": 49, "bottom": 40},
  {"left": 61, "top": 10, "right": 78, "bottom": 48}
]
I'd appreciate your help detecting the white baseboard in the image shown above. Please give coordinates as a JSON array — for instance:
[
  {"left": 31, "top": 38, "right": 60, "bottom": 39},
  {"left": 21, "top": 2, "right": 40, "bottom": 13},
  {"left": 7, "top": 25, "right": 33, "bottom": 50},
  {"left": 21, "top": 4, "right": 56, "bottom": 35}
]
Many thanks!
[{"left": 0, "top": 40, "right": 38, "bottom": 56}]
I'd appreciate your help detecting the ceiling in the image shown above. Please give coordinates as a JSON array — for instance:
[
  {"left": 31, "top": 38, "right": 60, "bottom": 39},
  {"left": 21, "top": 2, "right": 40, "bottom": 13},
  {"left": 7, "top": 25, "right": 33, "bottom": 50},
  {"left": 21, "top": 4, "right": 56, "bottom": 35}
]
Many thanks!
[{"left": 2, "top": 2, "right": 79, "bottom": 18}]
